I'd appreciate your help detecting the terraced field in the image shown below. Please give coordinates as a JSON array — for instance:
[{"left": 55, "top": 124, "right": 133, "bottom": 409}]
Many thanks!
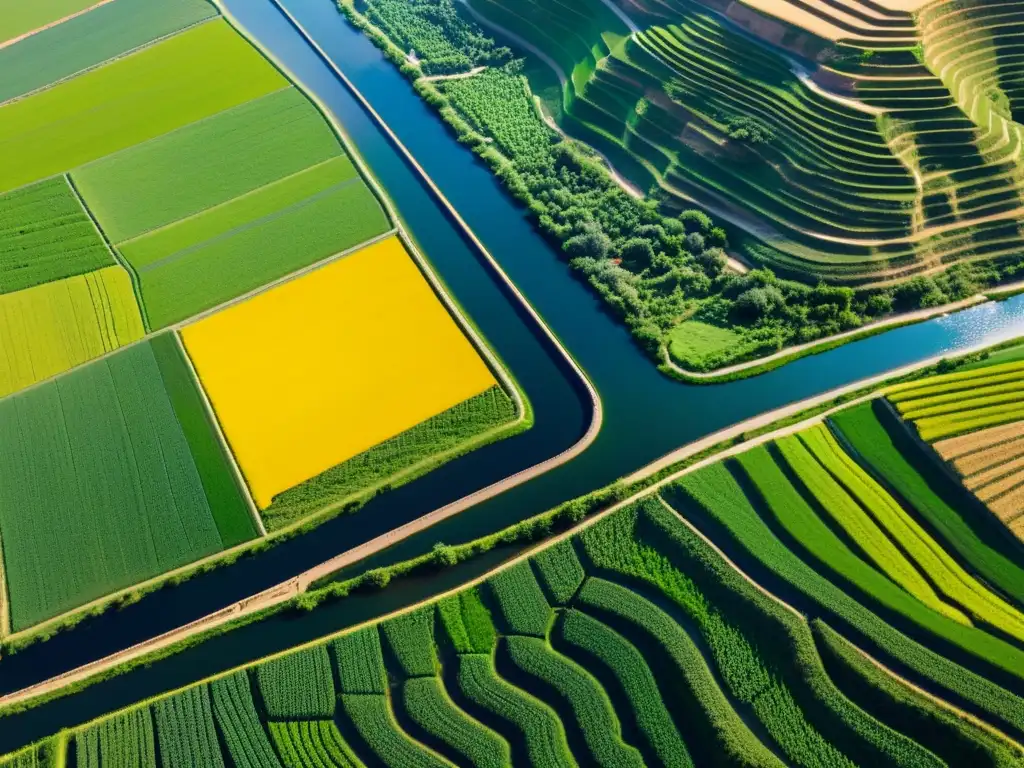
[
  {"left": 455, "top": 0, "right": 1024, "bottom": 286},
  {"left": 13, "top": 439, "right": 1024, "bottom": 766},
  {"left": 880, "top": 350, "right": 1024, "bottom": 538}
]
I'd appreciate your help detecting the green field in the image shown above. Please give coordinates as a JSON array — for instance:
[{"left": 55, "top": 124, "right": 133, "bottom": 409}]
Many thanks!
[
  {"left": 0, "top": 337, "right": 255, "bottom": 631},
  {"left": 130, "top": 172, "right": 387, "bottom": 328},
  {"left": 0, "top": 19, "right": 286, "bottom": 194},
  {"left": 0, "top": 0, "right": 217, "bottom": 104},
  {"left": 75, "top": 87, "right": 346, "bottom": 243},
  {"left": 667, "top": 320, "right": 746, "bottom": 370},
  {"left": 0, "top": 0, "right": 98, "bottom": 43},
  {"left": 33, "top": 487, "right": 1024, "bottom": 767},
  {"left": 0, "top": 265, "right": 144, "bottom": 398},
  {"left": 0, "top": 176, "right": 112, "bottom": 293}
]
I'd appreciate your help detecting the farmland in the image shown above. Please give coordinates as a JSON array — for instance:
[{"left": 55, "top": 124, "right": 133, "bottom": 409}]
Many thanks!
[
  {"left": 0, "top": 0, "right": 98, "bottom": 44},
  {"left": 0, "top": 20, "right": 287, "bottom": 194},
  {"left": 0, "top": 337, "right": 254, "bottom": 631},
  {"left": 182, "top": 235, "right": 502, "bottom": 513},
  {"left": 16, "top": 452, "right": 1024, "bottom": 767},
  {"left": 0, "top": 0, "right": 217, "bottom": 104},
  {"left": 0, "top": 266, "right": 143, "bottom": 398},
  {"left": 337, "top": 0, "right": 1024, "bottom": 373}
]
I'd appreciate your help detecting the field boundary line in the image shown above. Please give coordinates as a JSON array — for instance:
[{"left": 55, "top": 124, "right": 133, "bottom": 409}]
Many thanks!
[
  {"left": 0, "top": 0, "right": 117, "bottom": 51},
  {"left": 0, "top": 16, "right": 222, "bottom": 110},
  {"left": 171, "top": 331, "right": 265, "bottom": 537},
  {"left": 168, "top": 227, "right": 396, "bottom": 329},
  {"left": 63, "top": 173, "right": 151, "bottom": 331}
]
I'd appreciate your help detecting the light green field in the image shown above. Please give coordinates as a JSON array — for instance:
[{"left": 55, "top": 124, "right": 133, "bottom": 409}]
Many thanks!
[
  {"left": 0, "top": 176, "right": 113, "bottom": 293},
  {"left": 75, "top": 88, "right": 346, "bottom": 243},
  {"left": 668, "top": 320, "right": 742, "bottom": 368},
  {"left": 0, "top": 19, "right": 286, "bottom": 194},
  {"left": 0, "top": 265, "right": 144, "bottom": 398},
  {"left": 0, "top": 340, "right": 226, "bottom": 631},
  {"left": 0, "top": 0, "right": 97, "bottom": 44},
  {"left": 128, "top": 169, "right": 388, "bottom": 328}
]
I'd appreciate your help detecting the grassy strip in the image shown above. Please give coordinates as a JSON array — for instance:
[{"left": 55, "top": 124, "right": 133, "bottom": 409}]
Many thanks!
[
  {"left": 151, "top": 331, "right": 256, "bottom": 547},
  {"left": 254, "top": 645, "right": 334, "bottom": 719},
  {"left": 830, "top": 402, "right": 1024, "bottom": 606},
  {"left": 340, "top": 693, "right": 453, "bottom": 768},
  {"left": 209, "top": 671, "right": 282, "bottom": 768},
  {"left": 531, "top": 541, "right": 585, "bottom": 605},
  {"left": 575, "top": 577, "right": 782, "bottom": 768},
  {"left": 814, "top": 622, "right": 1023, "bottom": 768},
  {"left": 267, "top": 720, "right": 361, "bottom": 768},
  {"left": 557, "top": 609, "right": 694, "bottom": 768},
  {"left": 382, "top": 607, "right": 437, "bottom": 678},
  {"left": 454, "top": 653, "right": 576, "bottom": 768},
  {"left": 501, "top": 635, "right": 644, "bottom": 768},
  {"left": 264, "top": 386, "right": 517, "bottom": 531},
  {"left": 401, "top": 677, "right": 511, "bottom": 768},
  {"left": 666, "top": 459, "right": 1024, "bottom": 739},
  {"left": 152, "top": 685, "right": 224, "bottom": 768},
  {"left": 486, "top": 561, "right": 551, "bottom": 638},
  {"left": 775, "top": 434, "right": 958, "bottom": 621}
]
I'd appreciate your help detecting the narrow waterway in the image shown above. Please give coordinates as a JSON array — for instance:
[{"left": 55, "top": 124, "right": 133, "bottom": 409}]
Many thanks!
[{"left": 2, "top": 0, "right": 1024, "bottom": 746}]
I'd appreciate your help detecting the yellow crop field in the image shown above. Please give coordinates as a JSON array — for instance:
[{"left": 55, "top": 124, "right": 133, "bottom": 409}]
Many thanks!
[
  {"left": 0, "top": 265, "right": 144, "bottom": 397},
  {"left": 0, "top": 20, "right": 286, "bottom": 193},
  {"left": 182, "top": 236, "right": 497, "bottom": 509}
]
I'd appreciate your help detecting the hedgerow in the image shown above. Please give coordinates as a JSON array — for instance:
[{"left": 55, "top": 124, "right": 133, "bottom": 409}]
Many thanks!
[
  {"left": 255, "top": 645, "right": 335, "bottom": 719},
  {"left": 401, "top": 676, "right": 511, "bottom": 767}
]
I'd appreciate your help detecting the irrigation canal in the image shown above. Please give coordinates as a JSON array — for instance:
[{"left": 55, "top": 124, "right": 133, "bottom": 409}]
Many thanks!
[{"left": 3, "top": 0, "right": 1024, "bottom": 746}]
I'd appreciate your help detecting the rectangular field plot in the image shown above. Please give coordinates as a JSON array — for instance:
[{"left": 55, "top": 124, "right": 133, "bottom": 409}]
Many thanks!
[
  {"left": 0, "top": 19, "right": 286, "bottom": 194},
  {"left": 0, "top": 0, "right": 98, "bottom": 44},
  {"left": 0, "top": 0, "right": 217, "bottom": 104},
  {"left": 0, "top": 265, "right": 144, "bottom": 398},
  {"left": 75, "top": 87, "right": 348, "bottom": 243},
  {"left": 182, "top": 236, "right": 500, "bottom": 512},
  {"left": 0, "top": 176, "right": 113, "bottom": 293},
  {"left": 123, "top": 160, "right": 387, "bottom": 328},
  {"left": 0, "top": 336, "right": 254, "bottom": 631}
]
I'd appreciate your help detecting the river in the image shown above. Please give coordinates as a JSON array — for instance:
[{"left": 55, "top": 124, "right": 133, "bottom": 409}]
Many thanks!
[{"left": 1, "top": 0, "right": 1024, "bottom": 747}]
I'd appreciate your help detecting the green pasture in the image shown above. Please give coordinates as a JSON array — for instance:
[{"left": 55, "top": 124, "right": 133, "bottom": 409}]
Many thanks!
[
  {"left": 0, "top": 0, "right": 217, "bottom": 104},
  {"left": 0, "top": 19, "right": 286, "bottom": 194},
  {"left": 667, "top": 320, "right": 744, "bottom": 369},
  {"left": 0, "top": 338, "right": 254, "bottom": 631},
  {"left": 75, "top": 87, "right": 346, "bottom": 243}
]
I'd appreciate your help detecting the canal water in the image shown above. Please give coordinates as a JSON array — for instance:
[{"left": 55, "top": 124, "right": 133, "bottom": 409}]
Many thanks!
[{"left": 1, "top": 0, "right": 1024, "bottom": 746}]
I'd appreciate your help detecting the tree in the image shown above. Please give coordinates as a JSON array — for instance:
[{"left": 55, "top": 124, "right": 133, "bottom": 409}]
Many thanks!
[
  {"left": 618, "top": 237, "right": 656, "bottom": 271},
  {"left": 736, "top": 285, "right": 785, "bottom": 320}
]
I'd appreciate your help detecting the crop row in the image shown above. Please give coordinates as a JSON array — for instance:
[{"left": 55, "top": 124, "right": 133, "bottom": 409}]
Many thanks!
[
  {"left": 532, "top": 540, "right": 585, "bottom": 605},
  {"left": 255, "top": 645, "right": 335, "bottom": 719}
]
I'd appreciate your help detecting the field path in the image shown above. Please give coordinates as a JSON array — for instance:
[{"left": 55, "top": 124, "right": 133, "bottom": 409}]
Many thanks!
[
  {"left": 0, "top": 0, "right": 116, "bottom": 50},
  {"left": 420, "top": 66, "right": 487, "bottom": 82}
]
